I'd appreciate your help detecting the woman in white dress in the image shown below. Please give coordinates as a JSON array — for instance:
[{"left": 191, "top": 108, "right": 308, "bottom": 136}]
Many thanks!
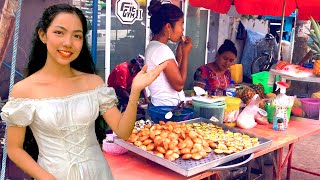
[{"left": 0, "top": 4, "right": 166, "bottom": 180}]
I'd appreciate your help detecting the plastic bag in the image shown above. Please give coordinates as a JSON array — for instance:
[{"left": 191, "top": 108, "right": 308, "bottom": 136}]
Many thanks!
[
  {"left": 236, "top": 21, "right": 246, "bottom": 40},
  {"left": 237, "top": 94, "right": 260, "bottom": 129}
]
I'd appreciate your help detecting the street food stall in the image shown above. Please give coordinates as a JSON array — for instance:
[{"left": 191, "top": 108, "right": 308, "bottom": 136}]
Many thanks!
[
  {"left": 104, "top": 117, "right": 320, "bottom": 179},
  {"left": 0, "top": 1, "right": 320, "bottom": 179}
]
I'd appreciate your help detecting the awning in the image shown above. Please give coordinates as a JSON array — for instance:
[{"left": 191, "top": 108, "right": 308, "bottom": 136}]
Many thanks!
[
  {"left": 234, "top": 0, "right": 296, "bottom": 17},
  {"left": 189, "top": 0, "right": 232, "bottom": 14},
  {"left": 296, "top": 0, "right": 320, "bottom": 20},
  {"left": 188, "top": 0, "right": 320, "bottom": 20}
]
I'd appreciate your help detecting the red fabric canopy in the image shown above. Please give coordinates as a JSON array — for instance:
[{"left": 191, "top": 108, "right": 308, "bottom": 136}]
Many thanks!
[
  {"left": 189, "top": 0, "right": 232, "bottom": 14},
  {"left": 296, "top": 0, "right": 320, "bottom": 20},
  {"left": 234, "top": 0, "right": 296, "bottom": 17},
  {"left": 187, "top": 0, "right": 320, "bottom": 20}
]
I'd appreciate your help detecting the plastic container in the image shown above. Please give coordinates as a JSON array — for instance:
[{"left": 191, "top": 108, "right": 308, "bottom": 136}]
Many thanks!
[
  {"left": 230, "top": 64, "right": 243, "bottom": 84},
  {"left": 103, "top": 139, "right": 128, "bottom": 155},
  {"left": 300, "top": 98, "right": 320, "bottom": 119},
  {"left": 265, "top": 103, "right": 292, "bottom": 123},
  {"left": 226, "top": 80, "right": 236, "bottom": 97},
  {"left": 223, "top": 97, "right": 241, "bottom": 126},
  {"left": 192, "top": 100, "right": 226, "bottom": 123},
  {"left": 103, "top": 134, "right": 128, "bottom": 155},
  {"left": 147, "top": 106, "right": 194, "bottom": 123},
  {"left": 251, "top": 71, "right": 280, "bottom": 94}
]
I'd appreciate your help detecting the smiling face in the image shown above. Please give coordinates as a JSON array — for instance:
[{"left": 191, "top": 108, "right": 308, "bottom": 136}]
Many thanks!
[
  {"left": 215, "top": 51, "right": 237, "bottom": 71},
  {"left": 39, "top": 12, "right": 84, "bottom": 66}
]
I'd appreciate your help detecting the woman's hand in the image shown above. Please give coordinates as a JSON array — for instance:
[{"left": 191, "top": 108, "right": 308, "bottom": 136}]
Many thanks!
[
  {"left": 131, "top": 62, "right": 168, "bottom": 92},
  {"left": 176, "top": 40, "right": 183, "bottom": 62},
  {"left": 181, "top": 36, "right": 193, "bottom": 55}
]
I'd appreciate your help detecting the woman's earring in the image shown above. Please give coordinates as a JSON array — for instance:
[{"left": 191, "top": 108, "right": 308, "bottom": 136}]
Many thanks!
[{"left": 168, "top": 32, "right": 171, "bottom": 40}]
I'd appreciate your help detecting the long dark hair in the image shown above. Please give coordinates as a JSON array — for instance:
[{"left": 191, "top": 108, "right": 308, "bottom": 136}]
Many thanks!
[
  {"left": 148, "top": 0, "right": 183, "bottom": 35},
  {"left": 26, "top": 4, "right": 95, "bottom": 76},
  {"left": 24, "top": 3, "right": 107, "bottom": 161}
]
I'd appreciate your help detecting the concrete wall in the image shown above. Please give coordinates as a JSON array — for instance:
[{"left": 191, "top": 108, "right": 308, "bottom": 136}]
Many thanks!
[{"left": 208, "top": 6, "right": 269, "bottom": 64}]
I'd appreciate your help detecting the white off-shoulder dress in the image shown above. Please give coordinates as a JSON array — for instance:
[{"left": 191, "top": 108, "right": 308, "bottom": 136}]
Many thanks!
[{"left": 0, "top": 85, "right": 117, "bottom": 180}]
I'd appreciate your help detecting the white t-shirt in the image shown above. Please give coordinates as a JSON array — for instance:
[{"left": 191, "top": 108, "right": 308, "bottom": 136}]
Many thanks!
[{"left": 145, "top": 41, "right": 185, "bottom": 106}]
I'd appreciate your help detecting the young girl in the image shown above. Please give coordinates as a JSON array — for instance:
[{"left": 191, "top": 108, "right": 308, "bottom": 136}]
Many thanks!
[
  {"left": 0, "top": 4, "right": 166, "bottom": 179},
  {"left": 145, "top": 0, "right": 193, "bottom": 106}
]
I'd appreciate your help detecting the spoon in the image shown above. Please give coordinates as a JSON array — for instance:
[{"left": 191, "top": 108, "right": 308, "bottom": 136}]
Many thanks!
[{"left": 165, "top": 101, "right": 184, "bottom": 119}]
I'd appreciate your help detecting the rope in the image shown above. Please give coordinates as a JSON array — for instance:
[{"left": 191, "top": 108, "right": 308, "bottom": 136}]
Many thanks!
[{"left": 1, "top": 0, "right": 23, "bottom": 179}]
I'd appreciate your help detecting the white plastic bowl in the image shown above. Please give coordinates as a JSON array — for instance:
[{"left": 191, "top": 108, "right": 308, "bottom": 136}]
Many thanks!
[{"left": 103, "top": 139, "right": 128, "bottom": 155}]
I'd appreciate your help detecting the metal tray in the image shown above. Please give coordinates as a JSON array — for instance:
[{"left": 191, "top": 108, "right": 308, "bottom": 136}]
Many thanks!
[{"left": 114, "top": 117, "right": 272, "bottom": 177}]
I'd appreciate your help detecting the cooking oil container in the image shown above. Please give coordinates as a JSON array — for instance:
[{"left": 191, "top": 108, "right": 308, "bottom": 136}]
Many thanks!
[
  {"left": 223, "top": 96, "right": 241, "bottom": 127},
  {"left": 230, "top": 64, "right": 243, "bottom": 84}
]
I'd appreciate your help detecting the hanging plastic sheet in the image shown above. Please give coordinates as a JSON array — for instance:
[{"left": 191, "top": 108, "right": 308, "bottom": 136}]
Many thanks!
[
  {"left": 240, "top": 30, "right": 265, "bottom": 78},
  {"left": 236, "top": 21, "right": 246, "bottom": 40}
]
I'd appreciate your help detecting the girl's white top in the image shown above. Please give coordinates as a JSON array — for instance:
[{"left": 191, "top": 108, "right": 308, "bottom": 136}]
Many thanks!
[{"left": 145, "top": 41, "right": 185, "bottom": 106}]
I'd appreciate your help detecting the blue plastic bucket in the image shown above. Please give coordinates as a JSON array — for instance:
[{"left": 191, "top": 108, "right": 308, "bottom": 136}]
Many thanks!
[{"left": 147, "top": 106, "right": 194, "bottom": 123}]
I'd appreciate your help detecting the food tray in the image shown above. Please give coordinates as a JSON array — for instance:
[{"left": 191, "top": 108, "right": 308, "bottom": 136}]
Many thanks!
[{"left": 114, "top": 117, "right": 272, "bottom": 177}]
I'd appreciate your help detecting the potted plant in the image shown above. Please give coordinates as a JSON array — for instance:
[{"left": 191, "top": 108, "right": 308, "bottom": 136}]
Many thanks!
[{"left": 307, "top": 17, "right": 320, "bottom": 76}]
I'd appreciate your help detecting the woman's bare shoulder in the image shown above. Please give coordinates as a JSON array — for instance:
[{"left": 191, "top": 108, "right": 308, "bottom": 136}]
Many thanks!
[
  {"left": 9, "top": 77, "right": 34, "bottom": 98},
  {"left": 81, "top": 73, "right": 105, "bottom": 89}
]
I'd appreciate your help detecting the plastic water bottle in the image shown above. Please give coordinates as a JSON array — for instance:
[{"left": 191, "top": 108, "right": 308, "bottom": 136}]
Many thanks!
[{"left": 226, "top": 80, "right": 236, "bottom": 97}]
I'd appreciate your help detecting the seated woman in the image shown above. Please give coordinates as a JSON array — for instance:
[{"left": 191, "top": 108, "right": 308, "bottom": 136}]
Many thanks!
[
  {"left": 107, "top": 55, "right": 145, "bottom": 111},
  {"left": 194, "top": 39, "right": 237, "bottom": 96}
]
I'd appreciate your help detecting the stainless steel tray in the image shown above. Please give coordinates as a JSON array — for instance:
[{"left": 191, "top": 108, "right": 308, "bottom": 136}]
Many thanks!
[{"left": 114, "top": 117, "right": 272, "bottom": 177}]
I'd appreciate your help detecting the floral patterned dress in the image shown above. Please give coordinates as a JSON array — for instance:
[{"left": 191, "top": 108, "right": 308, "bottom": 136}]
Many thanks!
[{"left": 194, "top": 65, "right": 231, "bottom": 96}]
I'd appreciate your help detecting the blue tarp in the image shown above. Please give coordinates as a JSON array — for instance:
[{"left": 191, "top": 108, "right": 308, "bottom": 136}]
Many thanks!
[{"left": 240, "top": 29, "right": 278, "bottom": 78}]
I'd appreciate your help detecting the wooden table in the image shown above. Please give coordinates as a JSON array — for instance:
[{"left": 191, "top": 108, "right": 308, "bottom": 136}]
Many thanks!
[
  {"left": 240, "top": 117, "right": 320, "bottom": 179},
  {"left": 104, "top": 117, "right": 320, "bottom": 180}
]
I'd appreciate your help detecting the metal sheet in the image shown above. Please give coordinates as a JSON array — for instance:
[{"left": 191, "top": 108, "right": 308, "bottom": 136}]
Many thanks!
[{"left": 114, "top": 117, "right": 272, "bottom": 177}]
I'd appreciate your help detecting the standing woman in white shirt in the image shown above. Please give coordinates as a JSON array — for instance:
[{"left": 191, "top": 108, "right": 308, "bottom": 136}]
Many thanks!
[{"left": 145, "top": 0, "right": 193, "bottom": 106}]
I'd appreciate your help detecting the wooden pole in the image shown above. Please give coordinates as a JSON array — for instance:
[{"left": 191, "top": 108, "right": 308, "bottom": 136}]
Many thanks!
[{"left": 277, "top": 0, "right": 286, "bottom": 61}]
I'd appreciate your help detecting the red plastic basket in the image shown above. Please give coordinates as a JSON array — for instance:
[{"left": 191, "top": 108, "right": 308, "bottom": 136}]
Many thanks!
[{"left": 300, "top": 98, "right": 320, "bottom": 119}]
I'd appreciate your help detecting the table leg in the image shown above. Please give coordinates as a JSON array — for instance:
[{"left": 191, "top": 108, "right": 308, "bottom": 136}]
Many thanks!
[
  {"left": 273, "top": 143, "right": 320, "bottom": 179},
  {"left": 287, "top": 144, "right": 293, "bottom": 180},
  {"left": 272, "top": 150, "right": 278, "bottom": 180},
  {"left": 278, "top": 148, "right": 283, "bottom": 180},
  {"left": 272, "top": 143, "right": 295, "bottom": 180}
]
